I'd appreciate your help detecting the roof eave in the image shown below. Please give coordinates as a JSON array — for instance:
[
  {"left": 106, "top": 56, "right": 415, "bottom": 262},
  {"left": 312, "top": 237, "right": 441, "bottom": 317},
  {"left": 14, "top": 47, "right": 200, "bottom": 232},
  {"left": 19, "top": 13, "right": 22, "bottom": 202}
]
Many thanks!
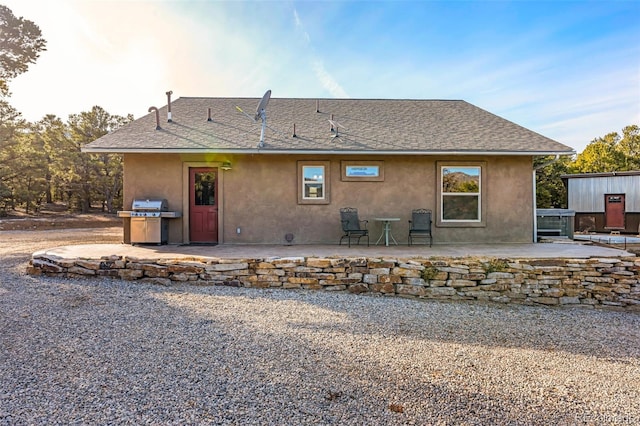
[{"left": 82, "top": 147, "right": 575, "bottom": 156}]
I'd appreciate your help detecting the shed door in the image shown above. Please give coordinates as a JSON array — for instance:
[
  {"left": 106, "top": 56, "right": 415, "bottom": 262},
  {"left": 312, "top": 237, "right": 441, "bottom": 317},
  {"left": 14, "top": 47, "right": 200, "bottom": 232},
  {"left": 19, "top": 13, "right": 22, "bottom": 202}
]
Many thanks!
[
  {"left": 604, "top": 194, "right": 625, "bottom": 229},
  {"left": 189, "top": 168, "right": 218, "bottom": 243}
]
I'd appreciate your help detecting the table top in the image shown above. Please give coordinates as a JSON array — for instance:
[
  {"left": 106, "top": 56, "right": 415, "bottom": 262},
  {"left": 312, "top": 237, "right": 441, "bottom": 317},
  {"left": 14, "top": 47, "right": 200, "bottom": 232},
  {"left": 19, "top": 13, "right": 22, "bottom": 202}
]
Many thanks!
[{"left": 374, "top": 217, "right": 401, "bottom": 222}]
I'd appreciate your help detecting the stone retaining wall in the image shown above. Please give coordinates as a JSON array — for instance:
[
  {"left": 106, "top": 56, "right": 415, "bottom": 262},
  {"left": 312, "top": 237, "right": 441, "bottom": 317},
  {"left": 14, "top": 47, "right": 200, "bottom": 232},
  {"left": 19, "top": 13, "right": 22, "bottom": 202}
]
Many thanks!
[{"left": 28, "top": 254, "right": 640, "bottom": 310}]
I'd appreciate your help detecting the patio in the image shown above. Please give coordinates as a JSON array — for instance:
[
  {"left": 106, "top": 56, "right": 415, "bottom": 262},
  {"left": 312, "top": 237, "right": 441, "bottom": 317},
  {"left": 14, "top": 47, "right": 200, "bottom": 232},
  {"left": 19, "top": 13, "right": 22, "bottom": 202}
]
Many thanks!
[{"left": 34, "top": 240, "right": 633, "bottom": 261}]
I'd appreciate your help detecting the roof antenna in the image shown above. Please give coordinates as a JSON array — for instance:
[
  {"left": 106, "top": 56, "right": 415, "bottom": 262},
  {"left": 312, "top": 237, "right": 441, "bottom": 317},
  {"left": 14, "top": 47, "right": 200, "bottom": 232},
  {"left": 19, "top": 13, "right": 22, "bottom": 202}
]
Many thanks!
[
  {"left": 165, "top": 91, "right": 173, "bottom": 122},
  {"left": 328, "top": 117, "right": 347, "bottom": 139}
]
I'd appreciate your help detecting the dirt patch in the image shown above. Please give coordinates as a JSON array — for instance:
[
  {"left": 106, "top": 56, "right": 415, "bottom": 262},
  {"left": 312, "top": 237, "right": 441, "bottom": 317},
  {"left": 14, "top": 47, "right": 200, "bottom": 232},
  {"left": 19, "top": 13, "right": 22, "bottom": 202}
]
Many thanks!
[
  {"left": 0, "top": 204, "right": 121, "bottom": 231},
  {"left": 0, "top": 214, "right": 121, "bottom": 231}
]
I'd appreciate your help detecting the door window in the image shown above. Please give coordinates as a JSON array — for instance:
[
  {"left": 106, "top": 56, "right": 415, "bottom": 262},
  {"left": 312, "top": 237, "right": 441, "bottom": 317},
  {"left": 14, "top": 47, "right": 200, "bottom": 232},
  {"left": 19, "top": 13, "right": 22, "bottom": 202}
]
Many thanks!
[{"left": 194, "top": 172, "right": 216, "bottom": 206}]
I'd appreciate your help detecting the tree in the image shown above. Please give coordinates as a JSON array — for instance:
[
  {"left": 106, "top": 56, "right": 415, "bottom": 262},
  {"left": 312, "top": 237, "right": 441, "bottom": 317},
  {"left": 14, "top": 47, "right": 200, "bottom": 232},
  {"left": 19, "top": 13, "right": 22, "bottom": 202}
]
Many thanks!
[
  {"left": 0, "top": 5, "right": 46, "bottom": 214},
  {"left": 0, "top": 100, "right": 24, "bottom": 213},
  {"left": 535, "top": 155, "right": 571, "bottom": 209},
  {"left": 57, "top": 106, "right": 131, "bottom": 213},
  {"left": 618, "top": 125, "right": 640, "bottom": 170},
  {"left": 572, "top": 128, "right": 638, "bottom": 173},
  {"left": 0, "top": 5, "right": 47, "bottom": 96},
  {"left": 34, "top": 115, "right": 69, "bottom": 204},
  {"left": 10, "top": 127, "right": 48, "bottom": 213},
  {"left": 572, "top": 133, "right": 625, "bottom": 173}
]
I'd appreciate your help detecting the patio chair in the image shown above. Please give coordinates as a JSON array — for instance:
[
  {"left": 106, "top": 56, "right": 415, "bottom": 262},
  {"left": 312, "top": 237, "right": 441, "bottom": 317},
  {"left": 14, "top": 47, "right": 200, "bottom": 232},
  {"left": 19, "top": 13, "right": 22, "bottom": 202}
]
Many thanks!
[
  {"left": 339, "top": 207, "right": 369, "bottom": 247},
  {"left": 408, "top": 208, "right": 432, "bottom": 246}
]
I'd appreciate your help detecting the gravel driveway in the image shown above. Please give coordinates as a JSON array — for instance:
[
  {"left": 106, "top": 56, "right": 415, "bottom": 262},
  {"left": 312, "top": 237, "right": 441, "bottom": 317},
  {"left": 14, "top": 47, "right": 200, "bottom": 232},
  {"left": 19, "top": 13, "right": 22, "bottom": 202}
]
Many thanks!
[{"left": 1, "top": 228, "right": 640, "bottom": 425}]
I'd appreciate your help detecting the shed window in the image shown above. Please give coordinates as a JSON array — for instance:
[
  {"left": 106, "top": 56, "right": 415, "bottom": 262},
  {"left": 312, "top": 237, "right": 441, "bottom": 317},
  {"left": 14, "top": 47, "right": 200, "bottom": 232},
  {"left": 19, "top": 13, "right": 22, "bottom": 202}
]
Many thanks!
[{"left": 441, "top": 166, "right": 481, "bottom": 222}]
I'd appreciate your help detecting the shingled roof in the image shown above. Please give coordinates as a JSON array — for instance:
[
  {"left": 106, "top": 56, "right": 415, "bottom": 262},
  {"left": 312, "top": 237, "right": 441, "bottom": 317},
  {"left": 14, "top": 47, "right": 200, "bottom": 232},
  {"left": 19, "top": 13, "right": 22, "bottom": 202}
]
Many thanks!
[{"left": 84, "top": 97, "right": 574, "bottom": 155}]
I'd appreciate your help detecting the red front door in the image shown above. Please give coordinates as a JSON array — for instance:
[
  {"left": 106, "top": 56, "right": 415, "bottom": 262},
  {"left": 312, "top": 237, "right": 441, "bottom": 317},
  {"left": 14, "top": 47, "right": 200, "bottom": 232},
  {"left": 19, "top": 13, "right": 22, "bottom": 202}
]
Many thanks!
[
  {"left": 189, "top": 168, "right": 218, "bottom": 243},
  {"left": 604, "top": 194, "right": 625, "bottom": 229}
]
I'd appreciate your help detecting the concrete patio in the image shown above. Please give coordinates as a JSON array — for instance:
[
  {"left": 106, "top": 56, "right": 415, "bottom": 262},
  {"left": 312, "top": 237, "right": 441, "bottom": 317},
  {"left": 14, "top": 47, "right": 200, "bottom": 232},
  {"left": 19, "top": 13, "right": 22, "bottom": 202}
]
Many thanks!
[{"left": 35, "top": 240, "right": 634, "bottom": 261}]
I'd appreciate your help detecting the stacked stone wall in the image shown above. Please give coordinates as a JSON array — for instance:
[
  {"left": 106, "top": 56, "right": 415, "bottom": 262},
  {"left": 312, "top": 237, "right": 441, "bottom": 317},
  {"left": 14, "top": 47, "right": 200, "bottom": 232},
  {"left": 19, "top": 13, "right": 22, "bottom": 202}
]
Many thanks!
[{"left": 28, "top": 254, "right": 640, "bottom": 310}]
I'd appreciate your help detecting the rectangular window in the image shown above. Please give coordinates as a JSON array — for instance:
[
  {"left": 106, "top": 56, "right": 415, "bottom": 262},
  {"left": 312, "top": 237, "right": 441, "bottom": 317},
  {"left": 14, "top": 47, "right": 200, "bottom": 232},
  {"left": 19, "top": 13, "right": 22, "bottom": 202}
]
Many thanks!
[
  {"left": 441, "top": 166, "right": 481, "bottom": 222},
  {"left": 346, "top": 165, "right": 379, "bottom": 177},
  {"left": 303, "top": 166, "right": 325, "bottom": 199},
  {"left": 298, "top": 161, "right": 330, "bottom": 204},
  {"left": 341, "top": 160, "right": 384, "bottom": 181}
]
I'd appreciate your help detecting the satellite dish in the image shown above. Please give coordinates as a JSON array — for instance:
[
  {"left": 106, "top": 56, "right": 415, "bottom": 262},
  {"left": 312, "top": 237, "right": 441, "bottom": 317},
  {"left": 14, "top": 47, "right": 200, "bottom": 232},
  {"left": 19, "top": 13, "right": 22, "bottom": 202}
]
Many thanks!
[
  {"left": 236, "top": 90, "right": 287, "bottom": 148},
  {"left": 254, "top": 90, "right": 271, "bottom": 121},
  {"left": 235, "top": 89, "right": 277, "bottom": 148}
]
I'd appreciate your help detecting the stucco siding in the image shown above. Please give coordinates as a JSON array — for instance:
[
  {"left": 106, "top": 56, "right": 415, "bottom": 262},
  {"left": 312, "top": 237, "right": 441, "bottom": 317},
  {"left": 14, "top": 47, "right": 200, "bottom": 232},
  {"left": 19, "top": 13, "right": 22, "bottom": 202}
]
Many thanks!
[
  {"left": 122, "top": 154, "right": 533, "bottom": 245},
  {"left": 123, "top": 154, "right": 185, "bottom": 243}
]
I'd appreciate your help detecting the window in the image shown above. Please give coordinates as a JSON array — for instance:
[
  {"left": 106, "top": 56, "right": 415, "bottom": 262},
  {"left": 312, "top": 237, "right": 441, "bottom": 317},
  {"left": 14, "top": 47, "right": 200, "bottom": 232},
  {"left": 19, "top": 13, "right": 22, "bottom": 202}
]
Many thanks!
[
  {"left": 298, "top": 161, "right": 330, "bottom": 204},
  {"left": 193, "top": 171, "right": 216, "bottom": 206},
  {"left": 440, "top": 165, "right": 482, "bottom": 223},
  {"left": 303, "top": 166, "right": 324, "bottom": 199},
  {"left": 341, "top": 160, "right": 384, "bottom": 181}
]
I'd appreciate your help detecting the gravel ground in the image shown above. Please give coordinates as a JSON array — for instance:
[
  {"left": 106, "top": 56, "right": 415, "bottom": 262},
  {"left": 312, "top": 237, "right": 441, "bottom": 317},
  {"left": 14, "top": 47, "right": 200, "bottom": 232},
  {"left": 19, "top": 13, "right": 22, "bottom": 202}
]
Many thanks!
[{"left": 1, "top": 228, "right": 640, "bottom": 425}]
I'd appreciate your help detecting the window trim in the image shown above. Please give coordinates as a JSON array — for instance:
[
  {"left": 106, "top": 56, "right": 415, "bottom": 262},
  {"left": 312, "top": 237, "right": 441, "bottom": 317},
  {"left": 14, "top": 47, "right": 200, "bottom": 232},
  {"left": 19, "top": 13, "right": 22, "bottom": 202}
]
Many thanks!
[
  {"left": 436, "top": 161, "right": 486, "bottom": 228},
  {"left": 298, "top": 160, "right": 330, "bottom": 205}
]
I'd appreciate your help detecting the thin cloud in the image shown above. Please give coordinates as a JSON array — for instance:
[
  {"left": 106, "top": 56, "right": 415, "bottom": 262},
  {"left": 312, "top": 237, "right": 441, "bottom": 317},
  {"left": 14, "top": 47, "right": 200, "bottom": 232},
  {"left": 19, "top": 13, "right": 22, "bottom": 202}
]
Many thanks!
[
  {"left": 293, "top": 8, "right": 348, "bottom": 98},
  {"left": 311, "top": 59, "right": 349, "bottom": 99}
]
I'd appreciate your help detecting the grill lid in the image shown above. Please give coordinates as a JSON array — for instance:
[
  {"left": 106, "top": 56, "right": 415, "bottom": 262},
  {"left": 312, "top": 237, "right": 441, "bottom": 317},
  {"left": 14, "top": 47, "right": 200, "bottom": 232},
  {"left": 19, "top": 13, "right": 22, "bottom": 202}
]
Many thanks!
[{"left": 132, "top": 199, "right": 168, "bottom": 211}]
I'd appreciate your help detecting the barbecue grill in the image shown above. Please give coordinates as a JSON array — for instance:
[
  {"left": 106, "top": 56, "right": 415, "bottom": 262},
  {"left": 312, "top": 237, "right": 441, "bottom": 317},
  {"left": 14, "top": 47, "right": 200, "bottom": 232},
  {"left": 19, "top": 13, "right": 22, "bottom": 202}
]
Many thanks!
[{"left": 118, "top": 199, "right": 181, "bottom": 244}]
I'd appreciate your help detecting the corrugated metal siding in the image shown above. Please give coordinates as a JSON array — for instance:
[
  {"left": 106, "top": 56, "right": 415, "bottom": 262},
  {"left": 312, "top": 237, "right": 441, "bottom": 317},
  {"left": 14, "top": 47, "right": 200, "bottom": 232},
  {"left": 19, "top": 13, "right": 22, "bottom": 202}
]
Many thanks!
[{"left": 567, "top": 175, "right": 640, "bottom": 212}]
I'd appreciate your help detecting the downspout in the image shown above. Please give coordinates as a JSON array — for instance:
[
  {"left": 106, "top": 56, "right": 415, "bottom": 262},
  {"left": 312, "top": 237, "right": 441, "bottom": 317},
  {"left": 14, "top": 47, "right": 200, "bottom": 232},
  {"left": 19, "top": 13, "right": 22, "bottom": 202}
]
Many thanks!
[{"left": 532, "top": 154, "right": 560, "bottom": 242}]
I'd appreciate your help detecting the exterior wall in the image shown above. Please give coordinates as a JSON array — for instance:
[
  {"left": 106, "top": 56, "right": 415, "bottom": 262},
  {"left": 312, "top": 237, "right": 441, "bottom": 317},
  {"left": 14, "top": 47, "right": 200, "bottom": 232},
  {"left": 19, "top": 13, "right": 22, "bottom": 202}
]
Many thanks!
[
  {"left": 567, "top": 175, "right": 640, "bottom": 212},
  {"left": 122, "top": 153, "right": 534, "bottom": 244},
  {"left": 575, "top": 212, "right": 640, "bottom": 234},
  {"left": 122, "top": 154, "right": 185, "bottom": 243}
]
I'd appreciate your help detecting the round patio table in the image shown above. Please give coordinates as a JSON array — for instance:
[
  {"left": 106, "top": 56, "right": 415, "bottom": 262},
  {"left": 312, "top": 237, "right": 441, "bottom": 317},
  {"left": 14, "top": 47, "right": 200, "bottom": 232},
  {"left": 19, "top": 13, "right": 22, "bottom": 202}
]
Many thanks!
[{"left": 374, "top": 218, "right": 400, "bottom": 246}]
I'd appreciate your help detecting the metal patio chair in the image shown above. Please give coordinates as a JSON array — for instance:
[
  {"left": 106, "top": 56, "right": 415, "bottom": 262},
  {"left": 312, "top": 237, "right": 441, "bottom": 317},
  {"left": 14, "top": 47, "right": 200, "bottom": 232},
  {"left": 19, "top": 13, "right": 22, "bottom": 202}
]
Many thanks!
[
  {"left": 339, "top": 207, "right": 369, "bottom": 247},
  {"left": 408, "top": 208, "right": 433, "bottom": 246}
]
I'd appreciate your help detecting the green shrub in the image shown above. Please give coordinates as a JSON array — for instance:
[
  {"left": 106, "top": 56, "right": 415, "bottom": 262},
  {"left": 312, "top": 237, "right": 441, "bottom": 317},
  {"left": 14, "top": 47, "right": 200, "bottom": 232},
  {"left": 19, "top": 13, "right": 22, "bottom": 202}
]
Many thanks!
[
  {"left": 421, "top": 266, "right": 439, "bottom": 281},
  {"left": 483, "top": 259, "right": 509, "bottom": 273}
]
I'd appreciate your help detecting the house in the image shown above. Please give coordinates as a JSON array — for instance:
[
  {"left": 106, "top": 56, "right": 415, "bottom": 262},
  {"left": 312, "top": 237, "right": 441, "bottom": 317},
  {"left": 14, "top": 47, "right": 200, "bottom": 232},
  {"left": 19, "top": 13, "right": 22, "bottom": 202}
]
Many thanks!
[
  {"left": 83, "top": 94, "right": 574, "bottom": 245},
  {"left": 562, "top": 171, "right": 640, "bottom": 234}
]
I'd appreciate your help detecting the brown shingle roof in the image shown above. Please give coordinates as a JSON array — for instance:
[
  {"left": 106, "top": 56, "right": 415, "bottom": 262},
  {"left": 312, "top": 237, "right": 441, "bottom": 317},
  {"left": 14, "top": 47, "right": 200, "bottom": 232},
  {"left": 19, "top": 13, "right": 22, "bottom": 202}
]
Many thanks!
[{"left": 84, "top": 97, "right": 574, "bottom": 154}]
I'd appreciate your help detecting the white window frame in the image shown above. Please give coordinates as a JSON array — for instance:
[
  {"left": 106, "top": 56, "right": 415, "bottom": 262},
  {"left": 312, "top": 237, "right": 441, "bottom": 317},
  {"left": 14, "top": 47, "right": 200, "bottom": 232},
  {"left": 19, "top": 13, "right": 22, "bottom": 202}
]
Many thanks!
[
  {"left": 302, "top": 165, "right": 325, "bottom": 200},
  {"left": 297, "top": 160, "right": 331, "bottom": 205},
  {"left": 436, "top": 161, "right": 486, "bottom": 228},
  {"left": 441, "top": 165, "right": 481, "bottom": 222}
]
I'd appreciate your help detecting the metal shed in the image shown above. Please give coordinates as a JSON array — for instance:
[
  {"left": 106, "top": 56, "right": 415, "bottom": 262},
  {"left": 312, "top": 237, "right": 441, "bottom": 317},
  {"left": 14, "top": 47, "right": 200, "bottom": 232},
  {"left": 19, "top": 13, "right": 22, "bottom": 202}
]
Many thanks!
[{"left": 562, "top": 171, "right": 640, "bottom": 234}]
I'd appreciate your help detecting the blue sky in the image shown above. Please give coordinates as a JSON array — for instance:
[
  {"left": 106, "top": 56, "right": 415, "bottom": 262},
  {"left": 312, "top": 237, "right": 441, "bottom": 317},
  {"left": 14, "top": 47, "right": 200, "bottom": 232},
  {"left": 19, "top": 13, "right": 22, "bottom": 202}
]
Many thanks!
[{"left": 4, "top": 0, "right": 639, "bottom": 153}]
